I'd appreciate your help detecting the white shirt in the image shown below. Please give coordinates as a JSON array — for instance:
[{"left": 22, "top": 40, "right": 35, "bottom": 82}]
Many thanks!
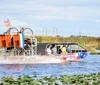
[{"left": 46, "top": 48, "right": 51, "bottom": 55}]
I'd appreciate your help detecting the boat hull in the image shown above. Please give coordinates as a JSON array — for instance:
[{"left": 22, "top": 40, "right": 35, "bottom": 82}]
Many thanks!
[
  {"left": 0, "top": 52, "right": 89, "bottom": 64},
  {"left": 56, "top": 52, "right": 89, "bottom": 61}
]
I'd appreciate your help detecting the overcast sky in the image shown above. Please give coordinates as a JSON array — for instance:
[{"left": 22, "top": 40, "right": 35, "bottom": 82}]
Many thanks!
[{"left": 0, "top": 0, "right": 100, "bottom": 37}]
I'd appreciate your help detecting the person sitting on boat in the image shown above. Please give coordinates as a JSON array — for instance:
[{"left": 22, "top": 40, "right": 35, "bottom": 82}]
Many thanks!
[
  {"left": 61, "top": 45, "right": 67, "bottom": 54},
  {"left": 66, "top": 45, "right": 72, "bottom": 53},
  {"left": 24, "top": 39, "right": 31, "bottom": 50},
  {"left": 57, "top": 46, "right": 62, "bottom": 54},
  {"left": 27, "top": 38, "right": 31, "bottom": 45},
  {"left": 46, "top": 45, "right": 52, "bottom": 56},
  {"left": 24, "top": 39, "right": 29, "bottom": 50},
  {"left": 51, "top": 44, "right": 57, "bottom": 55}
]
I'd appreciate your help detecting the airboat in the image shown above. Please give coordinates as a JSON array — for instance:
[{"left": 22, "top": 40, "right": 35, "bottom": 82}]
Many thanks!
[{"left": 0, "top": 27, "right": 89, "bottom": 64}]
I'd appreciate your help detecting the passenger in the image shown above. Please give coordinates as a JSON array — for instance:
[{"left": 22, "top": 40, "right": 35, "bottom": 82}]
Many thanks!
[
  {"left": 61, "top": 45, "right": 67, "bottom": 54},
  {"left": 51, "top": 44, "right": 57, "bottom": 55},
  {"left": 66, "top": 45, "right": 72, "bottom": 53},
  {"left": 24, "top": 39, "right": 31, "bottom": 50},
  {"left": 27, "top": 39, "right": 31, "bottom": 45},
  {"left": 46, "top": 45, "right": 52, "bottom": 55},
  {"left": 24, "top": 40, "right": 29, "bottom": 49},
  {"left": 57, "top": 46, "right": 62, "bottom": 54}
]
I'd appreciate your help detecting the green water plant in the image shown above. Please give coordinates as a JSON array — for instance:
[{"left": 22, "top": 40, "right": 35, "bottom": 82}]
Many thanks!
[{"left": 1, "top": 73, "right": 100, "bottom": 85}]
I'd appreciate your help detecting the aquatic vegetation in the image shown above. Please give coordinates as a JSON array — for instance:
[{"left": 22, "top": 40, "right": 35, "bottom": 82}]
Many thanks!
[{"left": 0, "top": 73, "right": 100, "bottom": 85}]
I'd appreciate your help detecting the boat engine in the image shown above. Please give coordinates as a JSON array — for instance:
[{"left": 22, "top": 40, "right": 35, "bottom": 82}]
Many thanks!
[{"left": 0, "top": 27, "right": 37, "bottom": 56}]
